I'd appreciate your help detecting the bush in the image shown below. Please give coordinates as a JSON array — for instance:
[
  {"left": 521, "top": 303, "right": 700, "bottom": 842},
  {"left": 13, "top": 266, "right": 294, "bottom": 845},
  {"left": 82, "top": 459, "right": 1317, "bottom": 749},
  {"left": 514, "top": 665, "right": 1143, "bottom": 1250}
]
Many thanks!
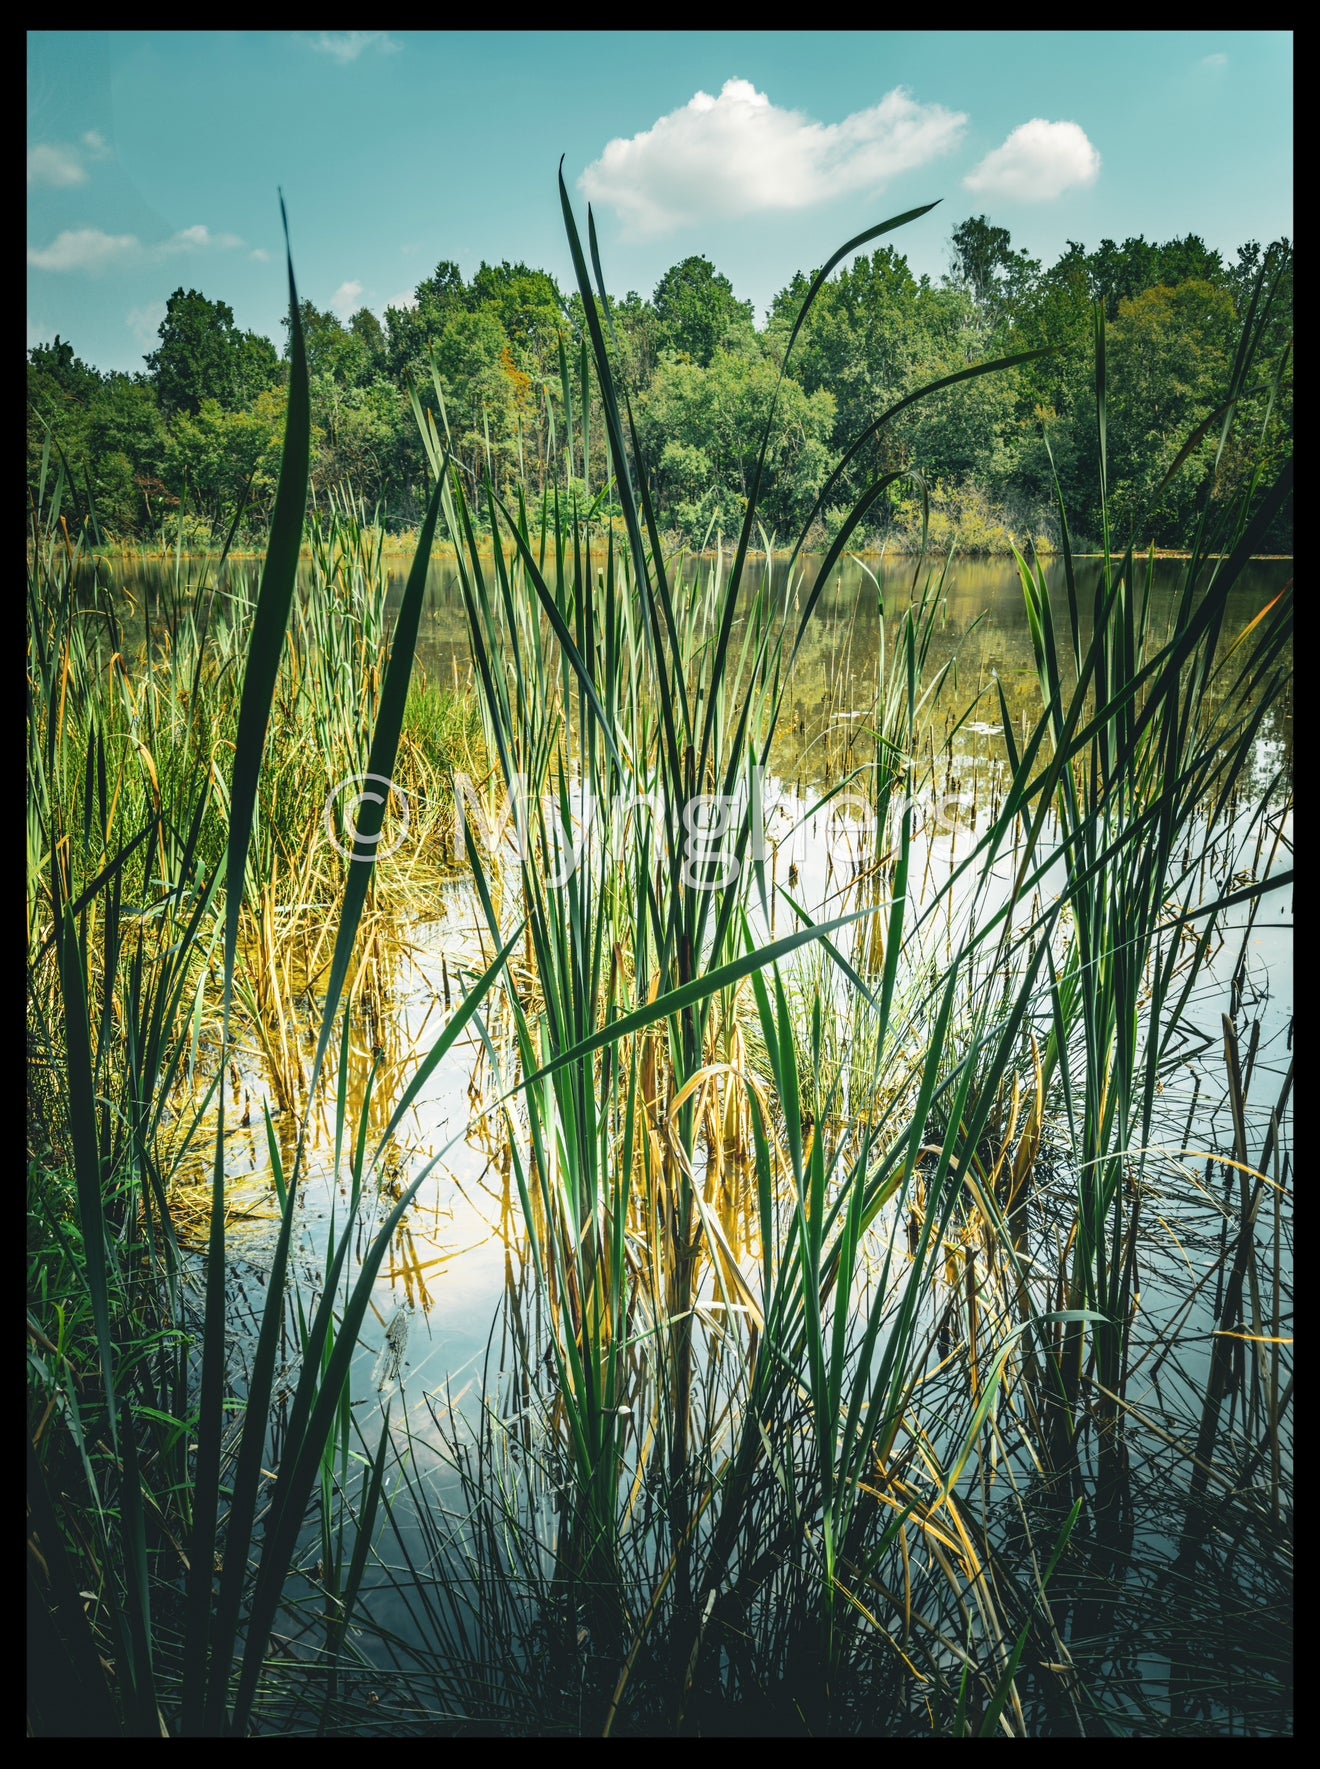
[{"left": 890, "top": 476, "right": 1056, "bottom": 555}]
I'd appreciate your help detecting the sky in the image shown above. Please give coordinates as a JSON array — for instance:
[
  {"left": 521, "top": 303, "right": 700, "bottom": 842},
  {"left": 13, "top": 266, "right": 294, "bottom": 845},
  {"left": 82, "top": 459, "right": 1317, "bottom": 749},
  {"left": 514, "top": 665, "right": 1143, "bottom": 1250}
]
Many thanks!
[{"left": 28, "top": 31, "right": 1293, "bottom": 375}]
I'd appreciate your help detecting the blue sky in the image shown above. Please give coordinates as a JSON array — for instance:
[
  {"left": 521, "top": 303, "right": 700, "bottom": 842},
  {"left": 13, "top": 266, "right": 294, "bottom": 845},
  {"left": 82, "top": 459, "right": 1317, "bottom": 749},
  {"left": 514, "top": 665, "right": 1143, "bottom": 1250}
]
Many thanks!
[{"left": 28, "top": 31, "right": 1293, "bottom": 374}]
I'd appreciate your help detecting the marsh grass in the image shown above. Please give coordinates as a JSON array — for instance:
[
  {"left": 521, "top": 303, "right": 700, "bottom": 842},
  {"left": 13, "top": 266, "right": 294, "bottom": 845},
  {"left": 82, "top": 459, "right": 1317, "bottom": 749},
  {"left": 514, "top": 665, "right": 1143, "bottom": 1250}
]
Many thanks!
[{"left": 27, "top": 190, "right": 1291, "bottom": 1736}]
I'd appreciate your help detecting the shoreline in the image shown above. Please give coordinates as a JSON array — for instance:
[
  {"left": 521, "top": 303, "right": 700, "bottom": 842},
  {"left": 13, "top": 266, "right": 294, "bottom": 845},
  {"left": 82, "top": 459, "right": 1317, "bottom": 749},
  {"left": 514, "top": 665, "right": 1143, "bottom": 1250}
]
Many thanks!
[{"left": 49, "top": 544, "right": 1296, "bottom": 564}]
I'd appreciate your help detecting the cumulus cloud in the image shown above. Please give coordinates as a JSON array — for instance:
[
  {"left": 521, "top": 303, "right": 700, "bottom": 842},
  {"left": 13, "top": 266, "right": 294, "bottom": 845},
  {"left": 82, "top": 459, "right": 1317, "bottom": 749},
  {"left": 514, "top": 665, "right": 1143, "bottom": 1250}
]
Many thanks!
[
  {"left": 251, "top": 247, "right": 272, "bottom": 262},
  {"left": 386, "top": 290, "right": 419, "bottom": 311},
  {"left": 28, "top": 130, "right": 114, "bottom": 186},
  {"left": 331, "top": 278, "right": 365, "bottom": 316},
  {"left": 963, "top": 119, "right": 1101, "bottom": 202},
  {"left": 27, "top": 228, "right": 140, "bottom": 271},
  {"left": 580, "top": 78, "right": 967, "bottom": 235},
  {"left": 28, "top": 222, "right": 248, "bottom": 272},
  {"left": 28, "top": 143, "right": 89, "bottom": 187},
  {"left": 163, "top": 223, "right": 246, "bottom": 252},
  {"left": 306, "top": 31, "right": 399, "bottom": 64},
  {"left": 1200, "top": 52, "right": 1229, "bottom": 69}
]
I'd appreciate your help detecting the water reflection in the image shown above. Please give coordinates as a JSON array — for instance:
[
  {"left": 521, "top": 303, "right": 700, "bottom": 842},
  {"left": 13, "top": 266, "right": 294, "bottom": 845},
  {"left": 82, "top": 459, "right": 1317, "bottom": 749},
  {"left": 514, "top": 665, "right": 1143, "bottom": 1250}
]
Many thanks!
[
  {"left": 90, "top": 550, "right": 1294, "bottom": 790},
  {"left": 110, "top": 543, "right": 1288, "bottom": 1728}
]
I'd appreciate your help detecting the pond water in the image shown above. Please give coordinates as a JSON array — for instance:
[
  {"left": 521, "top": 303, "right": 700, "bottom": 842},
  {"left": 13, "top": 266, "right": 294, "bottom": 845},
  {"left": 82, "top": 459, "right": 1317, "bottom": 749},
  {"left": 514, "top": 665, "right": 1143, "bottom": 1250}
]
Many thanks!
[
  {"left": 103, "top": 547, "right": 1292, "bottom": 1731},
  {"left": 94, "top": 549, "right": 1295, "bottom": 793}
]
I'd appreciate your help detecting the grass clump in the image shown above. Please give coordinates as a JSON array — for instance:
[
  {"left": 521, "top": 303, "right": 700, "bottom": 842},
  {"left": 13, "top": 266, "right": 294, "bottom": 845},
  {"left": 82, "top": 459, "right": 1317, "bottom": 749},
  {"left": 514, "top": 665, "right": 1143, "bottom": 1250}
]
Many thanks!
[{"left": 27, "top": 188, "right": 1292, "bottom": 1736}]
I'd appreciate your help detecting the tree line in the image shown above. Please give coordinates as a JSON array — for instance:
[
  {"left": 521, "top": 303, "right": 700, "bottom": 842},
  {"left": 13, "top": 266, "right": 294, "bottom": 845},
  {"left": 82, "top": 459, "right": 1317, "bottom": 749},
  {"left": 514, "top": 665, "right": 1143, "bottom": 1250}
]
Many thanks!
[{"left": 26, "top": 215, "right": 1292, "bottom": 553}]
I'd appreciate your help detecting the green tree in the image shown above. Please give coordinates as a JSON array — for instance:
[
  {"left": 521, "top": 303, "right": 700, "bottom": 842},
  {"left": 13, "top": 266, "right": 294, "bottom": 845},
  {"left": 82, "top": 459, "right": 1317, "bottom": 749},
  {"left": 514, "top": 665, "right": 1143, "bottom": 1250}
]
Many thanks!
[
  {"left": 27, "top": 336, "right": 97, "bottom": 509},
  {"left": 310, "top": 379, "right": 417, "bottom": 511},
  {"left": 233, "top": 329, "right": 283, "bottom": 405},
  {"left": 25, "top": 339, "right": 161, "bottom": 537},
  {"left": 145, "top": 289, "right": 281, "bottom": 417},
  {"left": 1086, "top": 234, "right": 1224, "bottom": 320},
  {"left": 653, "top": 257, "right": 757, "bottom": 366},
  {"left": 770, "top": 247, "right": 985, "bottom": 533},
  {"left": 86, "top": 376, "right": 168, "bottom": 532},
  {"left": 163, "top": 389, "right": 290, "bottom": 537},
  {"left": 146, "top": 289, "right": 241, "bottom": 416},
  {"left": 415, "top": 260, "right": 467, "bottom": 318},
  {"left": 777, "top": 247, "right": 966, "bottom": 414},
  {"left": 286, "top": 300, "right": 369, "bottom": 387},
  {"left": 469, "top": 260, "right": 565, "bottom": 357},
  {"left": 429, "top": 309, "right": 532, "bottom": 494},
  {"left": 610, "top": 290, "right": 661, "bottom": 386},
  {"left": 384, "top": 261, "right": 468, "bottom": 383},
  {"left": 948, "top": 215, "right": 1040, "bottom": 319},
  {"left": 636, "top": 350, "right": 834, "bottom": 543},
  {"left": 22, "top": 229, "right": 1292, "bottom": 555},
  {"left": 348, "top": 306, "right": 387, "bottom": 375},
  {"left": 1102, "top": 279, "right": 1238, "bottom": 540},
  {"left": 28, "top": 335, "right": 100, "bottom": 404}
]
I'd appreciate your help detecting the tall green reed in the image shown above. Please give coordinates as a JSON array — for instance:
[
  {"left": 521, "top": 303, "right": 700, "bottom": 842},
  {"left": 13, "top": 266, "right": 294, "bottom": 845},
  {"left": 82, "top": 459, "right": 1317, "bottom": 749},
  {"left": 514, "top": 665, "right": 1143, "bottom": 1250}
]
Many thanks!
[
  {"left": 396, "top": 192, "right": 1290, "bottom": 1734},
  {"left": 395, "top": 183, "right": 1128, "bottom": 1731},
  {"left": 27, "top": 209, "right": 505, "bottom": 1736},
  {"left": 27, "top": 186, "right": 1291, "bottom": 1736}
]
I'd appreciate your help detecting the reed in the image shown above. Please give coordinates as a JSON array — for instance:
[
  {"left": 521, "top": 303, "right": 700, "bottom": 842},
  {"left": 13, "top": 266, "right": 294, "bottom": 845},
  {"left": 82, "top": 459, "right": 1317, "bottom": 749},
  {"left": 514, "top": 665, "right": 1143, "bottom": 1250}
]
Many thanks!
[{"left": 27, "top": 189, "right": 1292, "bottom": 1736}]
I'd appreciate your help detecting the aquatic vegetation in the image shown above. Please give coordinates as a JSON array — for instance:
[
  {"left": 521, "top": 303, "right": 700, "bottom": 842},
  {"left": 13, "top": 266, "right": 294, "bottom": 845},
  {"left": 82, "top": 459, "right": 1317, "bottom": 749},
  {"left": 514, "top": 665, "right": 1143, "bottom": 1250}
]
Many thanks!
[{"left": 27, "top": 193, "right": 1291, "bottom": 1736}]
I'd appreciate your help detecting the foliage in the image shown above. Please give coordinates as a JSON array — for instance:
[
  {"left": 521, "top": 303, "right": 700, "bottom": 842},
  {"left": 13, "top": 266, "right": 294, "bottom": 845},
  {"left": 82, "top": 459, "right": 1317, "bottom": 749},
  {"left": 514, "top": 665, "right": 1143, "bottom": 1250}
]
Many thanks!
[
  {"left": 147, "top": 286, "right": 281, "bottom": 417},
  {"left": 27, "top": 217, "right": 1292, "bottom": 554},
  {"left": 948, "top": 213, "right": 1041, "bottom": 315},
  {"left": 26, "top": 188, "right": 1294, "bottom": 1739},
  {"left": 891, "top": 475, "right": 1055, "bottom": 555},
  {"left": 163, "top": 387, "right": 290, "bottom": 534},
  {"left": 653, "top": 252, "right": 758, "bottom": 365},
  {"left": 636, "top": 348, "right": 835, "bottom": 542}
]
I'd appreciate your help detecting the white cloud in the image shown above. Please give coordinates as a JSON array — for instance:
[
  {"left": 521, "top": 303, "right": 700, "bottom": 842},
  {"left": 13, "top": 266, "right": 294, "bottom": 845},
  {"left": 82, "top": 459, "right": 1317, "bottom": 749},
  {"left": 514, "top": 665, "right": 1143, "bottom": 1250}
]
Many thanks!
[
  {"left": 163, "top": 223, "right": 246, "bottom": 252},
  {"left": 28, "top": 130, "right": 114, "bottom": 186},
  {"left": 251, "top": 247, "right": 272, "bottom": 262},
  {"left": 28, "top": 143, "right": 89, "bottom": 187},
  {"left": 128, "top": 301, "right": 167, "bottom": 347},
  {"left": 28, "top": 228, "right": 140, "bottom": 271},
  {"left": 963, "top": 119, "right": 1101, "bottom": 202},
  {"left": 331, "top": 278, "right": 365, "bottom": 316},
  {"left": 580, "top": 78, "right": 967, "bottom": 235},
  {"left": 1200, "top": 52, "right": 1229, "bottom": 69},
  {"left": 386, "top": 290, "right": 419, "bottom": 311},
  {"left": 306, "top": 31, "right": 399, "bottom": 64},
  {"left": 28, "top": 222, "right": 248, "bottom": 272}
]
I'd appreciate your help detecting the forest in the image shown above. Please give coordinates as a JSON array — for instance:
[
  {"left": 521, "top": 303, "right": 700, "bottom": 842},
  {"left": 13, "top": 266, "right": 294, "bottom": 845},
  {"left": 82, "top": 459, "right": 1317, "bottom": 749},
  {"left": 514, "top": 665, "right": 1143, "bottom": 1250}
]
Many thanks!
[{"left": 26, "top": 215, "right": 1293, "bottom": 554}]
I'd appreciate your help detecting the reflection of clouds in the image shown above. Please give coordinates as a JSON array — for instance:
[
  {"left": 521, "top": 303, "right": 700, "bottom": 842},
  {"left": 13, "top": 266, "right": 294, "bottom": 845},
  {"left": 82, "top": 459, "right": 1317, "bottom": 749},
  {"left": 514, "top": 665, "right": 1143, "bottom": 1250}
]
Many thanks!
[{"left": 1248, "top": 732, "right": 1290, "bottom": 795}]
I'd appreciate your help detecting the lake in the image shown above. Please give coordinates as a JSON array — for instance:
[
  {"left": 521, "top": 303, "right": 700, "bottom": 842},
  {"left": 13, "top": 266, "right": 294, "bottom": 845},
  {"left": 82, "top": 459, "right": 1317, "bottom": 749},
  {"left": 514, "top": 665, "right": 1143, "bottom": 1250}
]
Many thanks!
[{"left": 74, "top": 544, "right": 1295, "bottom": 1732}]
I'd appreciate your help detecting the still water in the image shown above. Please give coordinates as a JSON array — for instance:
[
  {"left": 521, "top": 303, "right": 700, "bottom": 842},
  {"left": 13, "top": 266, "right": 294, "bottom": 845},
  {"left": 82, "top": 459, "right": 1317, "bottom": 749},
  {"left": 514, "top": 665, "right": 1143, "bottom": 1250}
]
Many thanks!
[
  {"left": 98, "top": 549, "right": 1294, "bottom": 788},
  {"left": 104, "top": 547, "right": 1292, "bottom": 1728},
  {"left": 110, "top": 545, "right": 1291, "bottom": 1424}
]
